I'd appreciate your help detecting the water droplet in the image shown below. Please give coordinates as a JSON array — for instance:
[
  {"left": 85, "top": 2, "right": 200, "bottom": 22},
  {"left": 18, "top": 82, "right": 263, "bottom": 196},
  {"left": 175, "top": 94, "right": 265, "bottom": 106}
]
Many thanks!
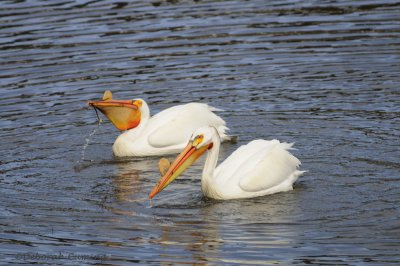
[{"left": 75, "top": 121, "right": 102, "bottom": 171}]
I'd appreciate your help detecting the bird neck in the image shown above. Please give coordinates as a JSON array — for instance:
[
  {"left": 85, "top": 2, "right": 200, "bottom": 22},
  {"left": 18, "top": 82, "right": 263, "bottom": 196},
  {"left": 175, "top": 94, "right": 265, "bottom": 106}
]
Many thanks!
[
  {"left": 202, "top": 131, "right": 221, "bottom": 190},
  {"left": 138, "top": 100, "right": 151, "bottom": 127}
]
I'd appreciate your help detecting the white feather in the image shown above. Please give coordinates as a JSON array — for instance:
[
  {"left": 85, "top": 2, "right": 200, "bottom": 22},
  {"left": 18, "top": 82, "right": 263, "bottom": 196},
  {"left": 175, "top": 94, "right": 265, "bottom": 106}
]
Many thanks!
[
  {"left": 112, "top": 101, "right": 229, "bottom": 157},
  {"left": 195, "top": 127, "right": 304, "bottom": 200}
]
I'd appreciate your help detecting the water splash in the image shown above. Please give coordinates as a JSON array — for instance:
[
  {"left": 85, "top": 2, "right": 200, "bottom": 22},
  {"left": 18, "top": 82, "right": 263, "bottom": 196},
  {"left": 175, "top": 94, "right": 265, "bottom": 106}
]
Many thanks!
[
  {"left": 80, "top": 123, "right": 101, "bottom": 162},
  {"left": 74, "top": 111, "right": 102, "bottom": 172}
]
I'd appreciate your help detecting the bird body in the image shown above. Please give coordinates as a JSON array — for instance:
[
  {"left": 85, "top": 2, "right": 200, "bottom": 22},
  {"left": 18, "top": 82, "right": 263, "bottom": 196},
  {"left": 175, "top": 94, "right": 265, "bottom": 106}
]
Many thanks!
[
  {"left": 112, "top": 101, "right": 229, "bottom": 157},
  {"left": 149, "top": 126, "right": 304, "bottom": 200},
  {"left": 88, "top": 91, "right": 229, "bottom": 157}
]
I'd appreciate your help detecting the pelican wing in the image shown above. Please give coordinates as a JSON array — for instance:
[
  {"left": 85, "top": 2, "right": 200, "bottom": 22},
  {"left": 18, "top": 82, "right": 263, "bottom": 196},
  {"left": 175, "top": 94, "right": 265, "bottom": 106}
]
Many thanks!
[
  {"left": 238, "top": 141, "right": 301, "bottom": 192},
  {"left": 216, "top": 140, "right": 301, "bottom": 194},
  {"left": 215, "top": 140, "right": 273, "bottom": 180},
  {"left": 148, "top": 103, "right": 227, "bottom": 148}
]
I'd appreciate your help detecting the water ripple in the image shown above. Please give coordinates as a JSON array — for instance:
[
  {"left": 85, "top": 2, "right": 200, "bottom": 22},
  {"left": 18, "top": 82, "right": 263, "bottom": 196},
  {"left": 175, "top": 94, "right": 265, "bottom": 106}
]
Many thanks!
[{"left": 1, "top": 0, "right": 399, "bottom": 265}]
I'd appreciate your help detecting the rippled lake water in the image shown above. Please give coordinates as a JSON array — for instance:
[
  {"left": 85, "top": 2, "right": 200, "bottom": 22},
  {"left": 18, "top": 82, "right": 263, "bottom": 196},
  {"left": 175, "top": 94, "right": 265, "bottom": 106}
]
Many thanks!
[{"left": 1, "top": 0, "right": 400, "bottom": 265}]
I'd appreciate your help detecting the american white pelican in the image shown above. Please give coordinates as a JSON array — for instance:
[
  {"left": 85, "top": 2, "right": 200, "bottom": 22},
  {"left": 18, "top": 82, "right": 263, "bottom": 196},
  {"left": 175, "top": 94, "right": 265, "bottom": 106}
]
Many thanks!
[
  {"left": 149, "top": 126, "right": 304, "bottom": 200},
  {"left": 88, "top": 91, "right": 230, "bottom": 157}
]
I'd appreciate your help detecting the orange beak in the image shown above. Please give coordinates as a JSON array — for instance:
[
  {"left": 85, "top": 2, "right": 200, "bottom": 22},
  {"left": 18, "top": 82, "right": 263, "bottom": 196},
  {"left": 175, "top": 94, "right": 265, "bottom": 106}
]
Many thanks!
[
  {"left": 87, "top": 91, "right": 141, "bottom": 131},
  {"left": 149, "top": 141, "right": 212, "bottom": 199}
]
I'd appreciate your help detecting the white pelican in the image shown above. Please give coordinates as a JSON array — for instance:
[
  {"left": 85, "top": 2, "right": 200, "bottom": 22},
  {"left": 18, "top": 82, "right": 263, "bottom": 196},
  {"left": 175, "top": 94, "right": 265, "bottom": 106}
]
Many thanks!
[
  {"left": 149, "top": 126, "right": 304, "bottom": 200},
  {"left": 88, "top": 91, "right": 230, "bottom": 157}
]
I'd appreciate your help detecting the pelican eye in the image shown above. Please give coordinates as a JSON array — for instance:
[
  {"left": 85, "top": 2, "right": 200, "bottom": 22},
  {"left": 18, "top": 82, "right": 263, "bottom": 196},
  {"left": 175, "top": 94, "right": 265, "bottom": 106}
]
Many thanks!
[
  {"left": 193, "top": 134, "right": 204, "bottom": 147},
  {"left": 133, "top": 99, "right": 143, "bottom": 107}
]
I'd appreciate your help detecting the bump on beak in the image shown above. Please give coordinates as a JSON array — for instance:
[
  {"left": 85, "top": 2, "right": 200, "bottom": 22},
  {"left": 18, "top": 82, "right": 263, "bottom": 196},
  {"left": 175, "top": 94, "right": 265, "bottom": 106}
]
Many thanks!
[{"left": 148, "top": 142, "right": 212, "bottom": 199}]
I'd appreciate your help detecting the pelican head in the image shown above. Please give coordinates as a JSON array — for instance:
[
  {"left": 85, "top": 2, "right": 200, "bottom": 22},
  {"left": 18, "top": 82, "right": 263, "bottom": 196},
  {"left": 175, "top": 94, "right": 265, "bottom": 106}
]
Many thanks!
[
  {"left": 88, "top": 90, "right": 142, "bottom": 131},
  {"left": 149, "top": 126, "right": 216, "bottom": 199}
]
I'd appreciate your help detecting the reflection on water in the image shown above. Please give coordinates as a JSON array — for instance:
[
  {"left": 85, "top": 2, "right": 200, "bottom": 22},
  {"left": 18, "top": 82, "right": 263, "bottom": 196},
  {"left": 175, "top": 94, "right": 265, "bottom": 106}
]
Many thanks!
[
  {"left": 1, "top": 0, "right": 399, "bottom": 264},
  {"left": 113, "top": 166, "right": 141, "bottom": 203}
]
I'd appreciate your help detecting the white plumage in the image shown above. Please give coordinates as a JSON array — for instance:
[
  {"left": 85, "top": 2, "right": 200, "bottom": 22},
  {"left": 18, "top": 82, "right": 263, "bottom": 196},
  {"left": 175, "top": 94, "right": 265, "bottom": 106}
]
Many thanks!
[
  {"left": 203, "top": 134, "right": 304, "bottom": 199},
  {"left": 112, "top": 100, "right": 229, "bottom": 157}
]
